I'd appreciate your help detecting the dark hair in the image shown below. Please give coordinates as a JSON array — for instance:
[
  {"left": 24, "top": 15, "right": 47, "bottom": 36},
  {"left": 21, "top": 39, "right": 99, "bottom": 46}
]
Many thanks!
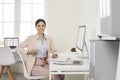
[{"left": 35, "top": 19, "right": 46, "bottom": 26}]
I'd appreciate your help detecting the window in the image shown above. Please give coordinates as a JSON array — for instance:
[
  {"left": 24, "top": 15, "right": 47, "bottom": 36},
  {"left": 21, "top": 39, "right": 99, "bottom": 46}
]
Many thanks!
[
  {"left": 0, "top": 0, "right": 44, "bottom": 43},
  {"left": 20, "top": 0, "right": 44, "bottom": 41},
  {"left": 100, "top": 0, "right": 110, "bottom": 18},
  {"left": 0, "top": 0, "right": 14, "bottom": 41}
]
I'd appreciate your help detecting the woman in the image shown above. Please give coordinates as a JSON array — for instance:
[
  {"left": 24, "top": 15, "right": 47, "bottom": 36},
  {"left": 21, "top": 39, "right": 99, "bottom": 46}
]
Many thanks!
[{"left": 16, "top": 19, "right": 64, "bottom": 80}]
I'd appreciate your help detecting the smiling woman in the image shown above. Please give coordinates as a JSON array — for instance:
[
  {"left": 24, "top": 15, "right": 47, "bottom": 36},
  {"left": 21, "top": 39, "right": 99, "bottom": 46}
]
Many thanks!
[{"left": 16, "top": 18, "right": 65, "bottom": 80}]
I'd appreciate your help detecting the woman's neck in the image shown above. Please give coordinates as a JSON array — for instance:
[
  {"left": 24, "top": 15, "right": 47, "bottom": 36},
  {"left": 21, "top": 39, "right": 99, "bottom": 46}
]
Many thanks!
[
  {"left": 38, "top": 33, "right": 44, "bottom": 43},
  {"left": 38, "top": 33, "right": 44, "bottom": 37}
]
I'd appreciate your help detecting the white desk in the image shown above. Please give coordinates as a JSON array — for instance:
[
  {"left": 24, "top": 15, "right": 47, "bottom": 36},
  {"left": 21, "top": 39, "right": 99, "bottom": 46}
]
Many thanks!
[{"left": 49, "top": 53, "right": 89, "bottom": 80}]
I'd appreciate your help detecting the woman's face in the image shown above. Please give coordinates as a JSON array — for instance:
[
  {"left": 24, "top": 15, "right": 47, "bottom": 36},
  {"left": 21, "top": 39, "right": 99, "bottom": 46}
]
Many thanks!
[{"left": 36, "top": 21, "right": 46, "bottom": 34}]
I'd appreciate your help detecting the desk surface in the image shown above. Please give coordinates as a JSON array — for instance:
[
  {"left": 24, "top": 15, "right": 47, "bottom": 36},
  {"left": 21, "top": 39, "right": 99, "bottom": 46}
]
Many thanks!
[{"left": 49, "top": 53, "right": 89, "bottom": 74}]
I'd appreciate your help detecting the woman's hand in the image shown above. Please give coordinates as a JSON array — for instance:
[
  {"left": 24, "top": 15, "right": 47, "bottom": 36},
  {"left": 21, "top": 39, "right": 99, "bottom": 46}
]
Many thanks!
[
  {"left": 45, "top": 59, "right": 49, "bottom": 64},
  {"left": 52, "top": 54, "right": 58, "bottom": 58},
  {"left": 27, "top": 49, "right": 37, "bottom": 56}
]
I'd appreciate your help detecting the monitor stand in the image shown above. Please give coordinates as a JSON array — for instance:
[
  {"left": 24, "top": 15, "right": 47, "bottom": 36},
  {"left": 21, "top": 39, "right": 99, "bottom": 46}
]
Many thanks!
[{"left": 76, "top": 41, "right": 89, "bottom": 59}]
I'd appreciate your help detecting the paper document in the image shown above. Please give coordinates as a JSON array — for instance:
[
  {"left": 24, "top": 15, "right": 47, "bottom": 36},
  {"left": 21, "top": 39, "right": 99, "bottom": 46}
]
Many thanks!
[{"left": 48, "top": 58, "right": 68, "bottom": 62}]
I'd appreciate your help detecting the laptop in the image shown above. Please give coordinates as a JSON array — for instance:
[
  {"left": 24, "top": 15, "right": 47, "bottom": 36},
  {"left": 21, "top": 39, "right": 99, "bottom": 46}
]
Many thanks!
[
  {"left": 53, "top": 60, "right": 83, "bottom": 65},
  {"left": 64, "top": 60, "right": 83, "bottom": 65},
  {"left": 4, "top": 37, "right": 19, "bottom": 49}
]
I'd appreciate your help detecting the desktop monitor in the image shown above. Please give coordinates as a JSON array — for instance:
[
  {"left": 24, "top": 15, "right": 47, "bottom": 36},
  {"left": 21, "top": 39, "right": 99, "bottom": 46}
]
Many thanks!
[
  {"left": 4, "top": 37, "right": 19, "bottom": 49},
  {"left": 76, "top": 25, "right": 86, "bottom": 52}
]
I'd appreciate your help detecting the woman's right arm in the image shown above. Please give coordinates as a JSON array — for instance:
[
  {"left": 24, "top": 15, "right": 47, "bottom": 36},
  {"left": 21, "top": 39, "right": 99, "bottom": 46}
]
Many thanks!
[{"left": 16, "top": 37, "right": 29, "bottom": 54}]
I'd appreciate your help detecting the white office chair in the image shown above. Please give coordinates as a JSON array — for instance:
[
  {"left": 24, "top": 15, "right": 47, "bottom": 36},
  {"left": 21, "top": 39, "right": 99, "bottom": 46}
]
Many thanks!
[
  {"left": 0, "top": 47, "right": 16, "bottom": 80},
  {"left": 17, "top": 52, "right": 47, "bottom": 80}
]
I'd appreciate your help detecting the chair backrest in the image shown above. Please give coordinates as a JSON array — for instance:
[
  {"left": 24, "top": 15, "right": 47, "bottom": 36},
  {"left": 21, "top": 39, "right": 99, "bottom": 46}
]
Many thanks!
[
  {"left": 0, "top": 47, "right": 16, "bottom": 65},
  {"left": 17, "top": 52, "right": 46, "bottom": 79}
]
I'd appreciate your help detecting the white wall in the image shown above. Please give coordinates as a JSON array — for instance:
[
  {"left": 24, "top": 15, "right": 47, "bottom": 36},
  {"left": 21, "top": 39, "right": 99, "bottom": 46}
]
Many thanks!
[
  {"left": 45, "top": 0, "right": 81, "bottom": 52},
  {"left": 79, "top": 0, "right": 99, "bottom": 47},
  {"left": 45, "top": 0, "right": 99, "bottom": 52}
]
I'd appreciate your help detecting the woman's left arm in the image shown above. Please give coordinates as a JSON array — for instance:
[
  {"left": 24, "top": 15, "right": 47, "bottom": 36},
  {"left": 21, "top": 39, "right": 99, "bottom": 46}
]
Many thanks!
[
  {"left": 46, "top": 37, "right": 57, "bottom": 63},
  {"left": 50, "top": 38, "right": 59, "bottom": 59}
]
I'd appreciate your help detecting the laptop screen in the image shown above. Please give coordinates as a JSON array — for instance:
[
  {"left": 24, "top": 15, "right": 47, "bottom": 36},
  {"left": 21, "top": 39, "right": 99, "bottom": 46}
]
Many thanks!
[{"left": 4, "top": 37, "right": 19, "bottom": 49}]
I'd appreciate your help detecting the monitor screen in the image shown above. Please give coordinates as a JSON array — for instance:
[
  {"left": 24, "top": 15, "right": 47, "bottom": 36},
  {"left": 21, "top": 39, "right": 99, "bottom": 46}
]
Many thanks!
[
  {"left": 76, "top": 25, "right": 86, "bottom": 51},
  {"left": 4, "top": 37, "right": 19, "bottom": 49}
]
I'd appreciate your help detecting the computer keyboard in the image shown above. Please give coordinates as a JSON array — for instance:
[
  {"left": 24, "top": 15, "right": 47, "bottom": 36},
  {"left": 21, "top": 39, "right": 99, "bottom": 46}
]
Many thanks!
[
  {"left": 53, "top": 60, "right": 83, "bottom": 65},
  {"left": 73, "top": 60, "right": 83, "bottom": 65}
]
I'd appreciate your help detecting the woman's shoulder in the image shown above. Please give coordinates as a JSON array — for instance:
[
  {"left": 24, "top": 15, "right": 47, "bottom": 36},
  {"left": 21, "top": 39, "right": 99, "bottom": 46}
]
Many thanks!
[{"left": 46, "top": 35, "right": 53, "bottom": 40}]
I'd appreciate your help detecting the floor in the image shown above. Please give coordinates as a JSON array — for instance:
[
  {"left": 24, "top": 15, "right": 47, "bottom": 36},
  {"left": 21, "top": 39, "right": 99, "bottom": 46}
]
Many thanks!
[
  {"left": 0, "top": 73, "right": 84, "bottom": 80},
  {"left": 0, "top": 73, "right": 49, "bottom": 80}
]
